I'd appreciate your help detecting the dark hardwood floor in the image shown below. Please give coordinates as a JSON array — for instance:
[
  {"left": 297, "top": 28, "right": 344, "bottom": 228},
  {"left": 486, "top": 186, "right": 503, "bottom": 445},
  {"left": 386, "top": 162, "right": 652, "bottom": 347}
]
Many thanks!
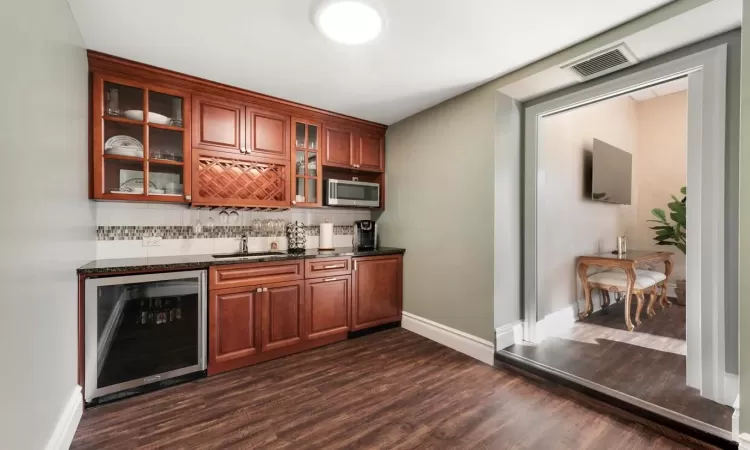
[
  {"left": 502, "top": 302, "right": 733, "bottom": 431},
  {"left": 73, "top": 328, "right": 688, "bottom": 449}
]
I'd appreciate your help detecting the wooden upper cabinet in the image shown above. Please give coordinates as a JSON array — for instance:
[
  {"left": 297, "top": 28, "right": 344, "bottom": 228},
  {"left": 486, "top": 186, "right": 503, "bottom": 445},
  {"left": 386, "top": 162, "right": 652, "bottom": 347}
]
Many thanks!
[
  {"left": 356, "top": 132, "right": 385, "bottom": 173},
  {"left": 89, "top": 53, "right": 389, "bottom": 209},
  {"left": 291, "top": 118, "right": 322, "bottom": 207},
  {"left": 192, "top": 149, "right": 289, "bottom": 208},
  {"left": 261, "top": 280, "right": 305, "bottom": 352},
  {"left": 322, "top": 125, "right": 355, "bottom": 169},
  {"left": 91, "top": 73, "right": 192, "bottom": 203},
  {"left": 193, "top": 98, "right": 290, "bottom": 163},
  {"left": 322, "top": 125, "right": 385, "bottom": 173},
  {"left": 208, "top": 286, "right": 262, "bottom": 375},
  {"left": 192, "top": 96, "right": 245, "bottom": 154},
  {"left": 246, "top": 107, "right": 290, "bottom": 162},
  {"left": 351, "top": 255, "right": 403, "bottom": 331}
]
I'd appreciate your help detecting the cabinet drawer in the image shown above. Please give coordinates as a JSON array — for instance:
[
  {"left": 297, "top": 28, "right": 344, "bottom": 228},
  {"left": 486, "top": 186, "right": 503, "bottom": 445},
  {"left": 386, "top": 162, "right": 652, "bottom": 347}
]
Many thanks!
[
  {"left": 305, "top": 257, "right": 352, "bottom": 279},
  {"left": 210, "top": 260, "right": 303, "bottom": 290}
]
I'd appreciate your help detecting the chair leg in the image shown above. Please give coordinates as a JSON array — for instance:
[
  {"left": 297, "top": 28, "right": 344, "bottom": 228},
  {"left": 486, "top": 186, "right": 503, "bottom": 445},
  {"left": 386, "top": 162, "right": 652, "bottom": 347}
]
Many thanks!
[
  {"left": 601, "top": 289, "right": 611, "bottom": 310},
  {"left": 647, "top": 288, "right": 657, "bottom": 317},
  {"left": 635, "top": 292, "right": 644, "bottom": 326},
  {"left": 659, "top": 282, "right": 672, "bottom": 309}
]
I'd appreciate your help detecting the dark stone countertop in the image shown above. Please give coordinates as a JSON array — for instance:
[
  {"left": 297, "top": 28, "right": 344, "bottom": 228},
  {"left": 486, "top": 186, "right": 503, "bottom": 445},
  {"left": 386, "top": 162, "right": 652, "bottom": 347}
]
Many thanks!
[{"left": 77, "top": 247, "right": 405, "bottom": 275}]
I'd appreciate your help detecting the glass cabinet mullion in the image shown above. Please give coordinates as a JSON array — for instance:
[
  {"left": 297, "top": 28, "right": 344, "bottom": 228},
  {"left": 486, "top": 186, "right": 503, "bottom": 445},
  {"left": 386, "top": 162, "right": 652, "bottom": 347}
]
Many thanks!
[{"left": 292, "top": 120, "right": 321, "bottom": 206}]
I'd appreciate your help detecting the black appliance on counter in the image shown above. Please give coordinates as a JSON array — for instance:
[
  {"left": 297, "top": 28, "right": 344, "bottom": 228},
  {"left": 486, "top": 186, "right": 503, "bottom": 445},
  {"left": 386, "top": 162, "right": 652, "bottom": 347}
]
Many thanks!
[{"left": 354, "top": 220, "right": 378, "bottom": 250}]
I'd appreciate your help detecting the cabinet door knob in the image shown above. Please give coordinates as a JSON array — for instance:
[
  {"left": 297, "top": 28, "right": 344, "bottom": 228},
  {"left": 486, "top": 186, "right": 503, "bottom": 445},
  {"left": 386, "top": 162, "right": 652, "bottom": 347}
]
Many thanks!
[
  {"left": 292, "top": 200, "right": 297, "bottom": 205},
  {"left": 263, "top": 287, "right": 268, "bottom": 292},
  {"left": 185, "top": 195, "right": 192, "bottom": 202},
  {"left": 256, "top": 287, "right": 262, "bottom": 293}
]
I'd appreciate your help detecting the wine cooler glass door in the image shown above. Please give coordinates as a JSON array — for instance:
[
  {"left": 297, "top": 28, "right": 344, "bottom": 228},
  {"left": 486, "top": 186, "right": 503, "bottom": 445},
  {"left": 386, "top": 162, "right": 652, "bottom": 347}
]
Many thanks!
[{"left": 85, "top": 270, "right": 206, "bottom": 402}]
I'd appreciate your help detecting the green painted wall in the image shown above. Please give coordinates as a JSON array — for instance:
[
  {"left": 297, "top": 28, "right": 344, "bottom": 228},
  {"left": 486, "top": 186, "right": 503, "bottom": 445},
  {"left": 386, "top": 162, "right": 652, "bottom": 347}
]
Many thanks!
[{"left": 378, "top": 0, "right": 714, "bottom": 341}]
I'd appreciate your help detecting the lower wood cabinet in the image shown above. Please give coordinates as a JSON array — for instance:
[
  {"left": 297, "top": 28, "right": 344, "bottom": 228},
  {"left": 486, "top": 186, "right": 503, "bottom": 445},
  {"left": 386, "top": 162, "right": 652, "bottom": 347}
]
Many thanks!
[
  {"left": 208, "top": 255, "right": 402, "bottom": 375},
  {"left": 351, "top": 255, "right": 403, "bottom": 331},
  {"left": 261, "top": 280, "right": 304, "bottom": 352},
  {"left": 305, "top": 276, "right": 351, "bottom": 340},
  {"left": 208, "top": 285, "right": 262, "bottom": 375}
]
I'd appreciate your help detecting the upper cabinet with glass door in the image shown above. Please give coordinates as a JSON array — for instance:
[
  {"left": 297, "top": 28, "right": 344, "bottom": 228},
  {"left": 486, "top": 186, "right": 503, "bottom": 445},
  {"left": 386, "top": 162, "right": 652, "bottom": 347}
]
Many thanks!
[
  {"left": 292, "top": 118, "right": 322, "bottom": 207},
  {"left": 92, "top": 74, "right": 191, "bottom": 203}
]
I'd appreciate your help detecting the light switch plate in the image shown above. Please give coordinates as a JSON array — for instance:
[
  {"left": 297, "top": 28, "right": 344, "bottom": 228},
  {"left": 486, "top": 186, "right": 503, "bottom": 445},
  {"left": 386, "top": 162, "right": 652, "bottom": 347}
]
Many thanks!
[{"left": 142, "top": 236, "right": 162, "bottom": 247}]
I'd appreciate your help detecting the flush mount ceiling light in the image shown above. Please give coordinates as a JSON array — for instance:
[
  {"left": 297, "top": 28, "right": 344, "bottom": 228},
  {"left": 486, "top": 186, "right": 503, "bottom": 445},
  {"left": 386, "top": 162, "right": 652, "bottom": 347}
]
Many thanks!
[{"left": 312, "top": 0, "right": 384, "bottom": 45}]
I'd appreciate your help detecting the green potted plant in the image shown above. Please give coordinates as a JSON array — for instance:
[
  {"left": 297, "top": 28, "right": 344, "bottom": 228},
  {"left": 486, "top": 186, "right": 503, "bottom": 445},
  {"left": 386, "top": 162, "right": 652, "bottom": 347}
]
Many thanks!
[{"left": 648, "top": 186, "right": 686, "bottom": 305}]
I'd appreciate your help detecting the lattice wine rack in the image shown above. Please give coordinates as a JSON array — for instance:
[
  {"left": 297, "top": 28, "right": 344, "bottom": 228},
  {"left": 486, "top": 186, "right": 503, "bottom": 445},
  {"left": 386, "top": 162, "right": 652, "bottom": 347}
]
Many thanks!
[{"left": 193, "top": 154, "right": 288, "bottom": 207}]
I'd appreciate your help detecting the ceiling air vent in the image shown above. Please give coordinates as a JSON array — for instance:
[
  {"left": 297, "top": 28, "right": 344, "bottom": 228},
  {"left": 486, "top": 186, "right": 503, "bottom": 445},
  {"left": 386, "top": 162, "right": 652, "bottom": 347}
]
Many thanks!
[{"left": 562, "top": 43, "right": 638, "bottom": 81}]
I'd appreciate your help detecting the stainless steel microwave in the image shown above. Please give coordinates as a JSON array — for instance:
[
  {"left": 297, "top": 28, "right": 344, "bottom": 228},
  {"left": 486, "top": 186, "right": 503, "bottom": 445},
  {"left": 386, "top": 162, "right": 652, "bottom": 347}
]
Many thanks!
[{"left": 324, "top": 179, "right": 380, "bottom": 208}]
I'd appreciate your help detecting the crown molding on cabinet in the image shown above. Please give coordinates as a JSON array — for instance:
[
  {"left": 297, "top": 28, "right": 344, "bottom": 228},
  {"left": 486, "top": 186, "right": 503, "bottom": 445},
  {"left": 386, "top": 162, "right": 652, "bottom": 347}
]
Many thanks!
[{"left": 87, "top": 50, "right": 388, "bottom": 134}]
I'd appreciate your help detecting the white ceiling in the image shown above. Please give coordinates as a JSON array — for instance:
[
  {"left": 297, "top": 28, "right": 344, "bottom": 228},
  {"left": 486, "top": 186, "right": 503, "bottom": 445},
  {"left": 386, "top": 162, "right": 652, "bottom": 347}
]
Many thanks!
[
  {"left": 628, "top": 77, "right": 688, "bottom": 102},
  {"left": 500, "top": 0, "right": 741, "bottom": 101},
  {"left": 68, "top": 0, "right": 673, "bottom": 125}
]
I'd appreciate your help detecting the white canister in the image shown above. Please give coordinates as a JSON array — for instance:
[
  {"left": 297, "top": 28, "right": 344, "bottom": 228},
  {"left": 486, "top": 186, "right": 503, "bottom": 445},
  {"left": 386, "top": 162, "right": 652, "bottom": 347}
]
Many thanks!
[{"left": 319, "top": 219, "right": 334, "bottom": 250}]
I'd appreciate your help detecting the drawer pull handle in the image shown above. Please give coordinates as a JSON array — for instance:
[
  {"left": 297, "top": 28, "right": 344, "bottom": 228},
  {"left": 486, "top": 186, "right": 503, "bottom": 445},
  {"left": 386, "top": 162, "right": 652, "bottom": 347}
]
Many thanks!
[
  {"left": 323, "top": 277, "right": 337, "bottom": 282},
  {"left": 323, "top": 264, "right": 344, "bottom": 269}
]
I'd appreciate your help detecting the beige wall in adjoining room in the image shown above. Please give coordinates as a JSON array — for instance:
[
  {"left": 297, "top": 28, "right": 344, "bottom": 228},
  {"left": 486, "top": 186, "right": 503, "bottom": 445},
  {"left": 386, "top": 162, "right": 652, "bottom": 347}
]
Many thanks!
[
  {"left": 632, "top": 91, "right": 688, "bottom": 281},
  {"left": 528, "top": 28, "right": 741, "bottom": 375},
  {"left": 538, "top": 96, "right": 639, "bottom": 318}
]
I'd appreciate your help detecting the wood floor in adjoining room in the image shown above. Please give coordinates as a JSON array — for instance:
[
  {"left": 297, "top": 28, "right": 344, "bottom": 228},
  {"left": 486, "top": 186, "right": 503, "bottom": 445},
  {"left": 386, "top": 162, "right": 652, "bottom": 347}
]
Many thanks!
[
  {"left": 503, "top": 301, "right": 733, "bottom": 431},
  {"left": 72, "top": 328, "right": 687, "bottom": 449}
]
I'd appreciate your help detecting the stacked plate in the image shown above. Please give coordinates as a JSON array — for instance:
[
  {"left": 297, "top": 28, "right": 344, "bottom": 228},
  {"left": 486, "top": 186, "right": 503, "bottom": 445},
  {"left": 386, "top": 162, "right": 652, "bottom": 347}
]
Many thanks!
[
  {"left": 124, "top": 110, "right": 171, "bottom": 125},
  {"left": 105, "top": 135, "right": 143, "bottom": 158},
  {"left": 113, "top": 178, "right": 164, "bottom": 195}
]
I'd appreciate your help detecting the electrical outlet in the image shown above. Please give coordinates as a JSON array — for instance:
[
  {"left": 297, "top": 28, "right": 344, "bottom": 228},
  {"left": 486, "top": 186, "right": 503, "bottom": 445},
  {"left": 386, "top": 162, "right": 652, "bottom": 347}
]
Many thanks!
[{"left": 142, "top": 236, "right": 162, "bottom": 247}]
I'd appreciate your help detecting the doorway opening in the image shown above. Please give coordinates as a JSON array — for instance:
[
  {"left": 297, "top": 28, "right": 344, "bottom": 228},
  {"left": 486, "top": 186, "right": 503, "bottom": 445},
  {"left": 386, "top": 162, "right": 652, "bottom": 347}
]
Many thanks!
[{"left": 496, "top": 43, "right": 733, "bottom": 439}]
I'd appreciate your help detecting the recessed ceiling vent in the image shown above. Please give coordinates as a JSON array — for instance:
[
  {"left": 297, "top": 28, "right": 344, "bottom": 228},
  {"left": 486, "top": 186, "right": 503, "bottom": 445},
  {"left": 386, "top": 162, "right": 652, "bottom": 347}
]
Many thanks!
[{"left": 562, "top": 43, "right": 638, "bottom": 81}]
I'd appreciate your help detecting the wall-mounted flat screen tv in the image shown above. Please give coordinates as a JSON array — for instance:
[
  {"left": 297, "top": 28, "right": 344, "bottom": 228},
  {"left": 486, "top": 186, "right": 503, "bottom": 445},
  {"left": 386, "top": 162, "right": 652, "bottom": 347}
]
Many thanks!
[{"left": 591, "top": 138, "right": 632, "bottom": 205}]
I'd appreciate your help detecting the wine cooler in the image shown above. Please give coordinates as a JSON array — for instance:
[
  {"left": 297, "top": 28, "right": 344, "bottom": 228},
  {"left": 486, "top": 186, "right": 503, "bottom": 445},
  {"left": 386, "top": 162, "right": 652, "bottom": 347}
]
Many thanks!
[{"left": 84, "top": 270, "right": 207, "bottom": 403}]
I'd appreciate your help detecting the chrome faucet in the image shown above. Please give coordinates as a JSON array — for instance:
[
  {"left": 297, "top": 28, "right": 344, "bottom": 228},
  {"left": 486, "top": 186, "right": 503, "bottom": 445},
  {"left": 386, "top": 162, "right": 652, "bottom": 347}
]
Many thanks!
[{"left": 240, "top": 234, "right": 248, "bottom": 253}]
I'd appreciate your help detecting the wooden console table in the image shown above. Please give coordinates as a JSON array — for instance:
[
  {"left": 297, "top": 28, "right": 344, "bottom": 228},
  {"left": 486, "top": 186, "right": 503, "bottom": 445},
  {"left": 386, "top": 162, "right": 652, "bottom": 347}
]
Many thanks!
[{"left": 576, "top": 250, "right": 673, "bottom": 331}]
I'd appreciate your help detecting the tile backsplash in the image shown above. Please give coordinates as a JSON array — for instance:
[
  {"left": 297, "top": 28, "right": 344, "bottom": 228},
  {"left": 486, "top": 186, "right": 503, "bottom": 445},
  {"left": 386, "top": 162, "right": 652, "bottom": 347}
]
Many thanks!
[
  {"left": 93, "top": 202, "right": 371, "bottom": 260},
  {"left": 96, "top": 225, "right": 354, "bottom": 240}
]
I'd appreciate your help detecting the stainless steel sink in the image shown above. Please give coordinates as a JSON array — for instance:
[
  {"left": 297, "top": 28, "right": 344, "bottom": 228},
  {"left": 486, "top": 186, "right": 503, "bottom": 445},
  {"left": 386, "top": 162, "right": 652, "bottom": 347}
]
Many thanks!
[{"left": 212, "top": 251, "right": 286, "bottom": 259}]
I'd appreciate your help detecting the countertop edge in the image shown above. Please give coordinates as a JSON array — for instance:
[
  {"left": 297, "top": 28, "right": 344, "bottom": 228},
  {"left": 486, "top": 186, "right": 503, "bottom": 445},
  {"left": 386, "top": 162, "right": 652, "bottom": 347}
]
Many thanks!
[{"left": 77, "top": 248, "right": 405, "bottom": 275}]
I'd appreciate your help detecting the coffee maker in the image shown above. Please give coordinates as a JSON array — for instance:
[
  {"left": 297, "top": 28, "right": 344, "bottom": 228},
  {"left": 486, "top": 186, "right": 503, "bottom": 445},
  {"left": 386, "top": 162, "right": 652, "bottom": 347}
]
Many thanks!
[{"left": 354, "top": 220, "right": 378, "bottom": 250}]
